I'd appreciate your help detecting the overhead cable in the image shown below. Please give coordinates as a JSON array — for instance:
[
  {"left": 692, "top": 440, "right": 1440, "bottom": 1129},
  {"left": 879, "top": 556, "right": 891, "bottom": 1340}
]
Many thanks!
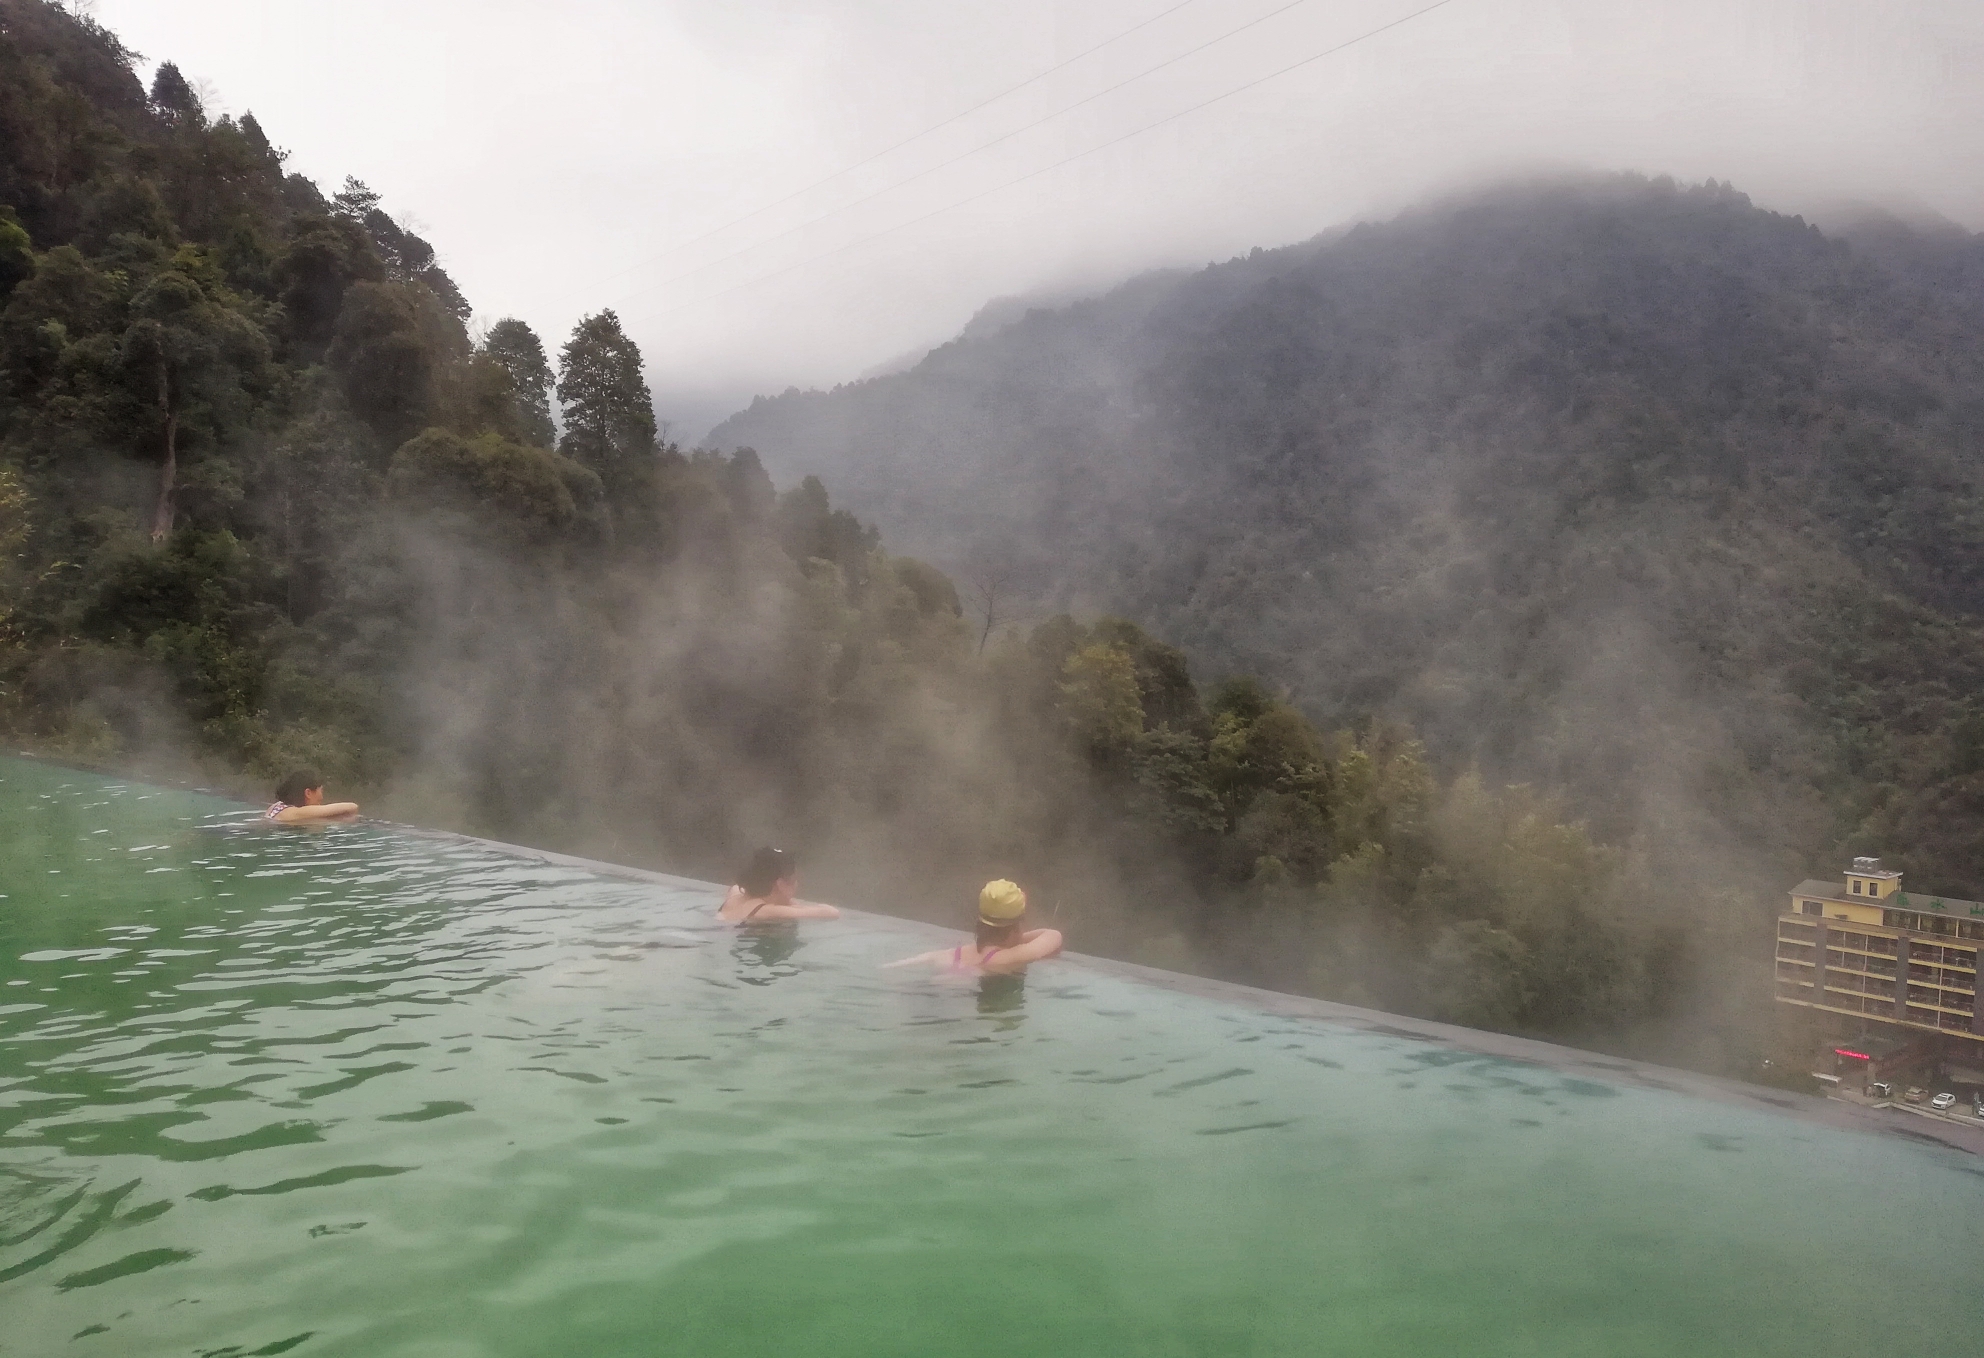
[
  {"left": 647, "top": 0, "right": 1462, "bottom": 314},
  {"left": 615, "top": 0, "right": 1338, "bottom": 307},
  {"left": 596, "top": 0, "right": 1207, "bottom": 287}
]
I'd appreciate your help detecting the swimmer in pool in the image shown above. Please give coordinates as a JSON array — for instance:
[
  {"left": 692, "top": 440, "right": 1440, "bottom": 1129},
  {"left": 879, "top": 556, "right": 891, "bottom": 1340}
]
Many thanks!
[
  {"left": 264, "top": 768, "right": 359, "bottom": 824},
  {"left": 885, "top": 879, "right": 1063, "bottom": 975},
  {"left": 717, "top": 847, "right": 841, "bottom": 923}
]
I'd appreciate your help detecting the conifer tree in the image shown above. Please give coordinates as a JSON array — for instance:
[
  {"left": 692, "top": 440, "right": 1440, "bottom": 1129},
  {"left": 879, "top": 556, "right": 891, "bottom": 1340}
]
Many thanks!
[
  {"left": 555, "top": 309, "right": 657, "bottom": 504},
  {"left": 149, "top": 61, "right": 201, "bottom": 124},
  {"left": 237, "top": 111, "right": 279, "bottom": 164},
  {"left": 330, "top": 175, "right": 381, "bottom": 220},
  {"left": 484, "top": 318, "right": 555, "bottom": 448}
]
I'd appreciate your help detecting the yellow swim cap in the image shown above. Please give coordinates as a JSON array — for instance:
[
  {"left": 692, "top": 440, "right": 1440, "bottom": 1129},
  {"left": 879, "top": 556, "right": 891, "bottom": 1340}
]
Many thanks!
[{"left": 978, "top": 879, "right": 1027, "bottom": 923}]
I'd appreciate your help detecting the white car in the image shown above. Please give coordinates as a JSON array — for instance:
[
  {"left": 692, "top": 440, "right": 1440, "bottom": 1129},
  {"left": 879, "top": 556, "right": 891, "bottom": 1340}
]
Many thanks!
[{"left": 1929, "top": 1092, "right": 1957, "bottom": 1111}]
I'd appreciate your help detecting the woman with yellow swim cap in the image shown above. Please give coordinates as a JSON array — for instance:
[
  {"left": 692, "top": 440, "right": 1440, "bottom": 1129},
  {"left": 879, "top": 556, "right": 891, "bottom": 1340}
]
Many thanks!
[{"left": 884, "top": 879, "right": 1063, "bottom": 975}]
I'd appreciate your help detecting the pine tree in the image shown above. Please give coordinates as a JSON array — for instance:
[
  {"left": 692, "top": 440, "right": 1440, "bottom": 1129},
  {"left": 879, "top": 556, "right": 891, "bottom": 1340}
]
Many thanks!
[
  {"left": 237, "top": 112, "right": 280, "bottom": 165},
  {"left": 149, "top": 61, "right": 202, "bottom": 124},
  {"left": 330, "top": 175, "right": 381, "bottom": 220},
  {"left": 484, "top": 318, "right": 555, "bottom": 448},
  {"left": 555, "top": 309, "right": 656, "bottom": 504}
]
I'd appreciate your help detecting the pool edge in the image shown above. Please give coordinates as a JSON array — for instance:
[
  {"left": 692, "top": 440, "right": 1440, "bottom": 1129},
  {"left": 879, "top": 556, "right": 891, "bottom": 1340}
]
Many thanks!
[{"left": 382, "top": 816, "right": 1984, "bottom": 1160}]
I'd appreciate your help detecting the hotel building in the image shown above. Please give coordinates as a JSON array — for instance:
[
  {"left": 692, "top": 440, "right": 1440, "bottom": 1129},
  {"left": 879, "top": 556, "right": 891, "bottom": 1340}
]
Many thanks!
[{"left": 1774, "top": 858, "right": 1984, "bottom": 1079}]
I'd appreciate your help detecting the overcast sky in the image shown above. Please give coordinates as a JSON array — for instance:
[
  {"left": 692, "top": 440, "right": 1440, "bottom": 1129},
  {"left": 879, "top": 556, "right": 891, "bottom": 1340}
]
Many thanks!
[{"left": 93, "top": 0, "right": 1984, "bottom": 439}]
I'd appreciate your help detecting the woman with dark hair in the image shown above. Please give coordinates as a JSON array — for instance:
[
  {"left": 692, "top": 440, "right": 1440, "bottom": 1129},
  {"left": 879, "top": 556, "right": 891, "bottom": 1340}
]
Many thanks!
[
  {"left": 717, "top": 847, "right": 841, "bottom": 923},
  {"left": 886, "top": 879, "right": 1062, "bottom": 975},
  {"left": 264, "top": 768, "right": 360, "bottom": 825}
]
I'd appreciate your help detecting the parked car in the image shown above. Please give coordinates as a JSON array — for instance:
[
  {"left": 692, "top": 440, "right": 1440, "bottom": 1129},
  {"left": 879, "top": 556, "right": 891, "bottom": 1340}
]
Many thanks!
[
  {"left": 1867, "top": 1081, "right": 1893, "bottom": 1099},
  {"left": 1903, "top": 1086, "right": 1927, "bottom": 1104},
  {"left": 1930, "top": 1092, "right": 1957, "bottom": 1111}
]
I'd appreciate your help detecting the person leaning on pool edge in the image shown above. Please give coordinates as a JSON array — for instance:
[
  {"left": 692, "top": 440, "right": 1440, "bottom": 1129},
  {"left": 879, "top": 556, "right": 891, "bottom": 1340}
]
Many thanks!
[
  {"left": 886, "top": 879, "right": 1063, "bottom": 974},
  {"left": 265, "top": 768, "right": 360, "bottom": 825},
  {"left": 718, "top": 847, "right": 841, "bottom": 923}
]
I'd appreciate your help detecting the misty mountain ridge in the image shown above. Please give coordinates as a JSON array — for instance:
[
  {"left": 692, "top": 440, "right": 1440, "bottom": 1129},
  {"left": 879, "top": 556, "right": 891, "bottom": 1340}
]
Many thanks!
[{"left": 711, "top": 172, "right": 1984, "bottom": 896}]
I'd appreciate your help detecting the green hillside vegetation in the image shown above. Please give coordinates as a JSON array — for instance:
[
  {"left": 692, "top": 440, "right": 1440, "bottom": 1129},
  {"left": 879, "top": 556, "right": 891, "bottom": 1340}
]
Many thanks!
[
  {"left": 3, "top": 1, "right": 1764, "bottom": 1072},
  {"left": 713, "top": 173, "right": 1984, "bottom": 1038}
]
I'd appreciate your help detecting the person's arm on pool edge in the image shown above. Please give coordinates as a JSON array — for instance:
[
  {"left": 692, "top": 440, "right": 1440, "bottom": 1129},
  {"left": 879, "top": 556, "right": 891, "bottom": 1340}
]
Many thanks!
[
  {"left": 746, "top": 899, "right": 840, "bottom": 920},
  {"left": 982, "top": 928, "right": 1062, "bottom": 973},
  {"left": 274, "top": 800, "right": 359, "bottom": 823}
]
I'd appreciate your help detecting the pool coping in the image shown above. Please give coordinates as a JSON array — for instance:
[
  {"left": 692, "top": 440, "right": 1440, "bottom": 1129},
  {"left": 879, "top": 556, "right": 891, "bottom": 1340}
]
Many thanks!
[{"left": 379, "top": 817, "right": 1984, "bottom": 1159}]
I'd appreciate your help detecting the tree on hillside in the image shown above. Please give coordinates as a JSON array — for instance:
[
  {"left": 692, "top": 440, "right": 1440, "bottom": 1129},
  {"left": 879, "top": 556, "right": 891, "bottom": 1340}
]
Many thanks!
[
  {"left": 272, "top": 214, "right": 383, "bottom": 353},
  {"left": 148, "top": 61, "right": 201, "bottom": 125},
  {"left": 116, "top": 260, "right": 270, "bottom": 539},
  {"left": 329, "top": 175, "right": 380, "bottom": 221},
  {"left": 484, "top": 318, "right": 555, "bottom": 447},
  {"left": 0, "top": 213, "right": 31, "bottom": 298},
  {"left": 325, "top": 281, "right": 434, "bottom": 448},
  {"left": 237, "top": 112, "right": 279, "bottom": 164},
  {"left": 556, "top": 309, "right": 657, "bottom": 506}
]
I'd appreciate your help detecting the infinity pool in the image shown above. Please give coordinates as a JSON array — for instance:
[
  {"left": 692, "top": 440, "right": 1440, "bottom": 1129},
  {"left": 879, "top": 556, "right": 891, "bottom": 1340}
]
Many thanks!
[{"left": 2, "top": 757, "right": 1981, "bottom": 1357}]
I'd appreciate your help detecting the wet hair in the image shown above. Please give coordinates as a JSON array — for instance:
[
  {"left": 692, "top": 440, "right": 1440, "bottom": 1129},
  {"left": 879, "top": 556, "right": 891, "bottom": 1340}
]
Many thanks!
[
  {"left": 737, "top": 847, "right": 796, "bottom": 898},
  {"left": 975, "top": 916, "right": 1024, "bottom": 949},
  {"left": 275, "top": 768, "right": 323, "bottom": 806}
]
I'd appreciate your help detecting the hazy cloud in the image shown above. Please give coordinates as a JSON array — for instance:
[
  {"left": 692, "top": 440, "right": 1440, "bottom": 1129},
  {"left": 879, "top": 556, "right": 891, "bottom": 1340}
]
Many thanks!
[{"left": 97, "top": 0, "right": 1984, "bottom": 435}]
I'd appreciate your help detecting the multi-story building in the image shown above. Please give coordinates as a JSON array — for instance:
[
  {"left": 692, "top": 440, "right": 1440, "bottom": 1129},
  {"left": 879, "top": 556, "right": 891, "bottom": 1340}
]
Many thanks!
[{"left": 1775, "top": 858, "right": 1984, "bottom": 1082}]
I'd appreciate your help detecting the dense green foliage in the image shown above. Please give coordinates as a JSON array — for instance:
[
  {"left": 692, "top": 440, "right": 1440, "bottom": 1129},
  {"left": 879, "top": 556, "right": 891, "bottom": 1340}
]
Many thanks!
[
  {"left": 714, "top": 173, "right": 1984, "bottom": 1058},
  {"left": 1, "top": 2, "right": 1743, "bottom": 1070}
]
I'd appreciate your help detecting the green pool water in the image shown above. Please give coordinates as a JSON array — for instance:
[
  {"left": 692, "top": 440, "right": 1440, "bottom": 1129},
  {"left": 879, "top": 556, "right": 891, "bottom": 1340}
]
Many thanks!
[{"left": 3, "top": 758, "right": 1981, "bottom": 1357}]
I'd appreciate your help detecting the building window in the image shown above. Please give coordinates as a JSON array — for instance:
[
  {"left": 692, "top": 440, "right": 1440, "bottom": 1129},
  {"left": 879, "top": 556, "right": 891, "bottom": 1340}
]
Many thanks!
[
  {"left": 1803, "top": 901, "right": 1823, "bottom": 916},
  {"left": 1851, "top": 881, "right": 1862, "bottom": 894}
]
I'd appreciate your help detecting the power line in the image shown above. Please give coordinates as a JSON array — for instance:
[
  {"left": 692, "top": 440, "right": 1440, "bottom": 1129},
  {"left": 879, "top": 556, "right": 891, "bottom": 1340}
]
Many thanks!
[
  {"left": 594, "top": 0, "right": 1206, "bottom": 287},
  {"left": 652, "top": 0, "right": 1461, "bottom": 316},
  {"left": 615, "top": 0, "right": 1337, "bottom": 308}
]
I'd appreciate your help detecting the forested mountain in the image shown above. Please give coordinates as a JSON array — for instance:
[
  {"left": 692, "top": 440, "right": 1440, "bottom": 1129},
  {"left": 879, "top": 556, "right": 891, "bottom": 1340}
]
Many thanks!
[
  {"left": 3, "top": 0, "right": 1833, "bottom": 1079},
  {"left": 711, "top": 177, "right": 1984, "bottom": 916}
]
